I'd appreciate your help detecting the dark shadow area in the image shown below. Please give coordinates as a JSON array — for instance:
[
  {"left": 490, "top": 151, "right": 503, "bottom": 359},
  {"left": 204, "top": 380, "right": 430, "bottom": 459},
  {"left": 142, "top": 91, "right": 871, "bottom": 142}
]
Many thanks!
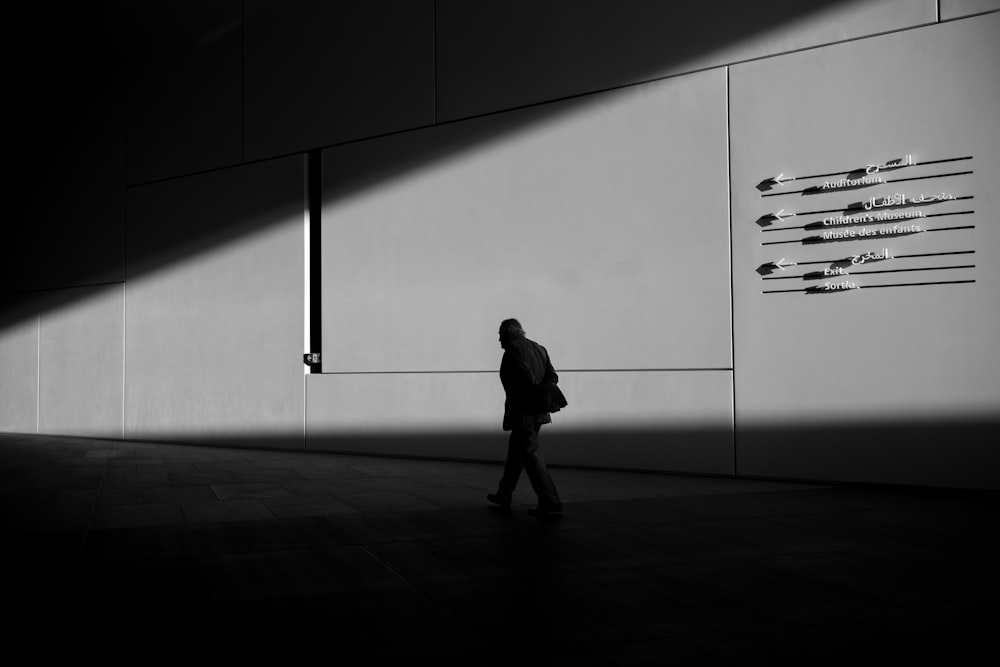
[
  {"left": 13, "top": 417, "right": 994, "bottom": 489},
  {"left": 436, "top": 0, "right": 855, "bottom": 120},
  {"left": 4, "top": 0, "right": 861, "bottom": 332},
  {"left": 1, "top": 425, "right": 997, "bottom": 663}
]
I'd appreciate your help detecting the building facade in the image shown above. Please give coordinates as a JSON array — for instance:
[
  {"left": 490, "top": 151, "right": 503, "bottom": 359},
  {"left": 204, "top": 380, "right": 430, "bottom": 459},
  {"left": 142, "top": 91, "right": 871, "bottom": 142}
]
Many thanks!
[{"left": 2, "top": 1, "right": 998, "bottom": 489}]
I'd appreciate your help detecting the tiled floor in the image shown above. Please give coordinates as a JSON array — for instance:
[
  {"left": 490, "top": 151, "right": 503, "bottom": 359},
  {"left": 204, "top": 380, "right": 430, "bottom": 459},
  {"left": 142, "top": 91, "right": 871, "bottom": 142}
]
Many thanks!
[{"left": 2, "top": 432, "right": 997, "bottom": 664}]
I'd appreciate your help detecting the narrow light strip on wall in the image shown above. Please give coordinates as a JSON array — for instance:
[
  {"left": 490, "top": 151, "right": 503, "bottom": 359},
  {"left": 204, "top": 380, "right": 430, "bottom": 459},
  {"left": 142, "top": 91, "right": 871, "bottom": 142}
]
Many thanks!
[
  {"left": 725, "top": 64, "right": 737, "bottom": 478},
  {"left": 303, "top": 154, "right": 310, "bottom": 376},
  {"left": 36, "top": 313, "right": 40, "bottom": 434}
]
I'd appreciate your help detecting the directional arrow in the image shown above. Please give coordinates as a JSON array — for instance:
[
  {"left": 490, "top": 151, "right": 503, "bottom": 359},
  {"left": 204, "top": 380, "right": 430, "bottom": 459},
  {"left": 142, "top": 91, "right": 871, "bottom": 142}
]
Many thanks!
[
  {"left": 757, "top": 173, "right": 797, "bottom": 192},
  {"left": 774, "top": 258, "right": 797, "bottom": 271},
  {"left": 773, "top": 209, "right": 795, "bottom": 223}
]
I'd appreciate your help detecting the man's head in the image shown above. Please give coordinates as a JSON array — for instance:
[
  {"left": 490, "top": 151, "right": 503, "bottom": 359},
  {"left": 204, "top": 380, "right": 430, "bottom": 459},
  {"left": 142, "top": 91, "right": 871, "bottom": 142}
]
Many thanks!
[{"left": 498, "top": 318, "right": 525, "bottom": 349}]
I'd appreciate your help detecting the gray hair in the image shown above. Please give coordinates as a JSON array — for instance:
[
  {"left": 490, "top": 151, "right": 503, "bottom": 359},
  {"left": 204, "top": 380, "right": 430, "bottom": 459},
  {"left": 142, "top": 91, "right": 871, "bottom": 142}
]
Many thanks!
[{"left": 498, "top": 318, "right": 525, "bottom": 341}]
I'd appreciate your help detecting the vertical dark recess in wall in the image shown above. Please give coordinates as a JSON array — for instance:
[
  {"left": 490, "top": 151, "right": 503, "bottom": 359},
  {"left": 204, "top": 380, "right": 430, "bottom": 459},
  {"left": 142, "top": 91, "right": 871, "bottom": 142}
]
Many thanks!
[
  {"left": 241, "top": 0, "right": 246, "bottom": 162},
  {"left": 433, "top": 0, "right": 437, "bottom": 124},
  {"left": 308, "top": 150, "right": 323, "bottom": 373}
]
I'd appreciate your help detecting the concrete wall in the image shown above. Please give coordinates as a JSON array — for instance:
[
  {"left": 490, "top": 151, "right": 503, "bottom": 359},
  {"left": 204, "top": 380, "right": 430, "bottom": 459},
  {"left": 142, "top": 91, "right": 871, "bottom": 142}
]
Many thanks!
[
  {"left": 729, "top": 12, "right": 1000, "bottom": 488},
  {"left": 0, "top": 299, "right": 37, "bottom": 434},
  {"left": 39, "top": 285, "right": 124, "bottom": 438},
  {"left": 1, "top": 2, "right": 996, "bottom": 488},
  {"left": 313, "top": 68, "right": 735, "bottom": 473},
  {"left": 125, "top": 157, "right": 305, "bottom": 446},
  {"left": 435, "top": 0, "right": 935, "bottom": 120}
]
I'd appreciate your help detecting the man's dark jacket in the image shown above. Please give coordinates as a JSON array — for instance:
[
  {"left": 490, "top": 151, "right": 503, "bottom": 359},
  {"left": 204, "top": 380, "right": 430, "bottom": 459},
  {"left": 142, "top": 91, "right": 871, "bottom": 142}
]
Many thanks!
[{"left": 500, "top": 334, "right": 568, "bottom": 431}]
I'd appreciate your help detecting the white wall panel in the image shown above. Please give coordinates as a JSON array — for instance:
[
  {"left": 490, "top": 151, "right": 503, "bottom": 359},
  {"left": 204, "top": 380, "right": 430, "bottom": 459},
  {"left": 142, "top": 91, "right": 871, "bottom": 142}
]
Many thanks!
[
  {"left": 322, "top": 69, "right": 731, "bottom": 373},
  {"left": 545, "top": 370, "right": 734, "bottom": 474},
  {"left": 244, "top": 0, "right": 434, "bottom": 161},
  {"left": 127, "top": 0, "right": 242, "bottom": 184},
  {"left": 125, "top": 157, "right": 304, "bottom": 446},
  {"left": 0, "top": 301, "right": 37, "bottom": 434},
  {"left": 730, "top": 14, "right": 1000, "bottom": 488},
  {"left": 39, "top": 285, "right": 123, "bottom": 437},
  {"left": 941, "top": 1, "right": 1000, "bottom": 19},
  {"left": 307, "top": 370, "right": 733, "bottom": 474},
  {"left": 437, "top": 0, "right": 935, "bottom": 121}
]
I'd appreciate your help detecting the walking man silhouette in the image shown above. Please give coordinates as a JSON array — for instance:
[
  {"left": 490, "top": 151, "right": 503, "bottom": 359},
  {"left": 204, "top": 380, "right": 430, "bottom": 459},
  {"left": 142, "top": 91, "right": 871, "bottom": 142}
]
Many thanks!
[{"left": 488, "top": 319, "right": 566, "bottom": 515}]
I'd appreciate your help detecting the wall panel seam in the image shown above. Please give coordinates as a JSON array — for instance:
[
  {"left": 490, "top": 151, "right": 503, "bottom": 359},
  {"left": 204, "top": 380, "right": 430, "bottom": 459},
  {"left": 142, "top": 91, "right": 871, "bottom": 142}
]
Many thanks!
[
  {"left": 0, "top": 280, "right": 126, "bottom": 298},
  {"left": 318, "top": 368, "right": 735, "bottom": 375}
]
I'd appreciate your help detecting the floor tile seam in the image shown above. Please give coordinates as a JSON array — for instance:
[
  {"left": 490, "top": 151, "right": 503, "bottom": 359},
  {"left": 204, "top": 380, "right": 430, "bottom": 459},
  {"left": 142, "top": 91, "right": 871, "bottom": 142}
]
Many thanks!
[
  {"left": 357, "top": 543, "right": 498, "bottom": 650},
  {"left": 766, "top": 602, "right": 987, "bottom": 628},
  {"left": 569, "top": 513, "right": 805, "bottom": 533},
  {"left": 742, "top": 546, "right": 946, "bottom": 567},
  {"left": 178, "top": 499, "right": 280, "bottom": 525},
  {"left": 628, "top": 547, "right": 877, "bottom": 572},
  {"left": 585, "top": 612, "right": 901, "bottom": 648},
  {"left": 806, "top": 510, "right": 998, "bottom": 543},
  {"left": 332, "top": 525, "right": 598, "bottom": 549}
]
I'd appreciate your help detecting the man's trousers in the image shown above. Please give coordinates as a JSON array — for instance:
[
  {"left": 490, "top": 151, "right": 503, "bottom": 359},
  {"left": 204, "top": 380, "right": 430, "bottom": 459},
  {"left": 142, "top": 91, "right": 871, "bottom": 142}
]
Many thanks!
[{"left": 498, "top": 424, "right": 561, "bottom": 507}]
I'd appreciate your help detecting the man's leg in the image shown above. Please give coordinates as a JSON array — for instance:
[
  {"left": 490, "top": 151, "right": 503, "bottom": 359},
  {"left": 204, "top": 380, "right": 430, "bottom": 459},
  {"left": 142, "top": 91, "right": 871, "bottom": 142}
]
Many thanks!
[
  {"left": 494, "top": 430, "right": 525, "bottom": 501},
  {"left": 518, "top": 425, "right": 561, "bottom": 508}
]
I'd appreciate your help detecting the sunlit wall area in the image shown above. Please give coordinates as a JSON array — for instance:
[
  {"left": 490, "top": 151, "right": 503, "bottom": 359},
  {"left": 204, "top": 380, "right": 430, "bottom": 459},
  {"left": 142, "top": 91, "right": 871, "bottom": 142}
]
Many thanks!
[
  {"left": 124, "top": 158, "right": 305, "bottom": 447},
  {"left": 320, "top": 72, "right": 732, "bottom": 372},
  {"left": 39, "top": 285, "right": 124, "bottom": 438},
  {"left": 311, "top": 68, "right": 735, "bottom": 473},
  {"left": 730, "top": 12, "right": 1000, "bottom": 488}
]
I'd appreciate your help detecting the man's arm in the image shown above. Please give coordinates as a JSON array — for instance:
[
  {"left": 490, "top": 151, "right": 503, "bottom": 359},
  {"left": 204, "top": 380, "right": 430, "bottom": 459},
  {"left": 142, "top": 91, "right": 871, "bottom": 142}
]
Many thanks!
[{"left": 500, "top": 348, "right": 533, "bottom": 394}]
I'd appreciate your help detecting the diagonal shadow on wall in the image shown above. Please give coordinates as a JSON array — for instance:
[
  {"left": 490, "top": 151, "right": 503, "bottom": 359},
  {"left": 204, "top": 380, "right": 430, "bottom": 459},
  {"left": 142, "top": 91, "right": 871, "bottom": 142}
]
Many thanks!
[{"left": 2, "top": 0, "right": 865, "bottom": 331}]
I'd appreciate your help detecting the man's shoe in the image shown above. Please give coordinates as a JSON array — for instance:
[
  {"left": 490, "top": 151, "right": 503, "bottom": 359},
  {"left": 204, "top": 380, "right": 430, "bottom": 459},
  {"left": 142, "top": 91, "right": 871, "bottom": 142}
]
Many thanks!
[
  {"left": 486, "top": 493, "right": 511, "bottom": 508},
  {"left": 527, "top": 502, "right": 563, "bottom": 516}
]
